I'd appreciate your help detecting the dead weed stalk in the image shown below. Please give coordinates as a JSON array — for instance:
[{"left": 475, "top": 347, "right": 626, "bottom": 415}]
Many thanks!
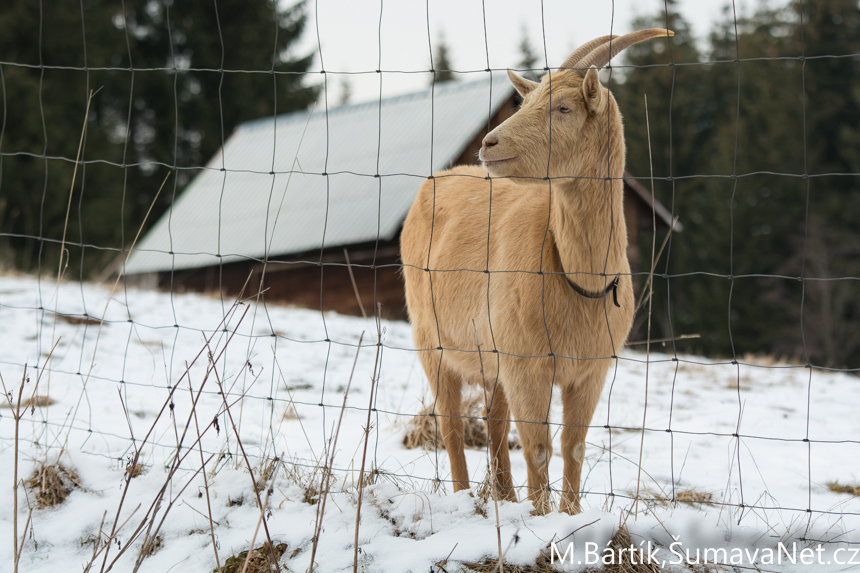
[
  {"left": 2, "top": 340, "right": 59, "bottom": 573},
  {"left": 354, "top": 320, "right": 383, "bottom": 573},
  {"left": 84, "top": 291, "right": 255, "bottom": 573},
  {"left": 308, "top": 332, "right": 364, "bottom": 572}
]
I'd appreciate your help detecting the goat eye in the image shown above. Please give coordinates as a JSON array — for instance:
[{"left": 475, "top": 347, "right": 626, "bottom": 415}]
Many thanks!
[{"left": 558, "top": 106, "right": 571, "bottom": 114}]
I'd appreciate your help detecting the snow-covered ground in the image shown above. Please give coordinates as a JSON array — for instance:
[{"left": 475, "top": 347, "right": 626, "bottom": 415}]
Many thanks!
[{"left": 1, "top": 274, "right": 859, "bottom": 572}]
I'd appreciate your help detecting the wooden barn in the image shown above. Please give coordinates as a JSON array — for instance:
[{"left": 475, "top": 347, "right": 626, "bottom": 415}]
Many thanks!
[{"left": 123, "top": 76, "right": 679, "bottom": 320}]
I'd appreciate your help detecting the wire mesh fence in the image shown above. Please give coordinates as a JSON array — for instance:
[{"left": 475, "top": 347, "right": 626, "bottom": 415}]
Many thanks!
[{"left": 1, "top": 0, "right": 860, "bottom": 571}]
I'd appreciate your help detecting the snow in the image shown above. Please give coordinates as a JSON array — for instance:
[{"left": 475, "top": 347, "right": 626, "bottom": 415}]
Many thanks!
[{"left": 1, "top": 274, "right": 859, "bottom": 572}]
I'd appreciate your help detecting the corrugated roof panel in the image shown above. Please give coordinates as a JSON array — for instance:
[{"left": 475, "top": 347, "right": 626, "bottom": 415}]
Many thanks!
[{"left": 125, "top": 74, "right": 514, "bottom": 274}]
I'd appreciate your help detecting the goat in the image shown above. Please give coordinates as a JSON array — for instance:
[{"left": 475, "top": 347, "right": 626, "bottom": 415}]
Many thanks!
[{"left": 400, "top": 29, "right": 673, "bottom": 515}]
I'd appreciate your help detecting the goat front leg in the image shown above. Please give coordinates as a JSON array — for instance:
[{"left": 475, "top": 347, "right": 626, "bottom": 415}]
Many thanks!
[
  {"left": 484, "top": 380, "right": 516, "bottom": 502},
  {"left": 559, "top": 377, "right": 603, "bottom": 514},
  {"left": 507, "top": 370, "right": 554, "bottom": 515}
]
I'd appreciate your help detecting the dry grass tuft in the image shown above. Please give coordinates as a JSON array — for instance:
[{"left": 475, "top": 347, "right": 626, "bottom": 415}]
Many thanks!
[
  {"left": 472, "top": 471, "right": 494, "bottom": 517},
  {"left": 53, "top": 312, "right": 102, "bottom": 326},
  {"left": 402, "top": 394, "right": 520, "bottom": 451},
  {"left": 740, "top": 352, "right": 800, "bottom": 367},
  {"left": 279, "top": 457, "right": 324, "bottom": 505},
  {"left": 674, "top": 488, "right": 714, "bottom": 505},
  {"left": 828, "top": 481, "right": 860, "bottom": 496},
  {"left": 0, "top": 395, "right": 55, "bottom": 409},
  {"left": 598, "top": 526, "right": 662, "bottom": 573},
  {"left": 141, "top": 535, "right": 163, "bottom": 557},
  {"left": 463, "top": 554, "right": 556, "bottom": 572},
  {"left": 634, "top": 487, "right": 713, "bottom": 508},
  {"left": 26, "top": 462, "right": 82, "bottom": 509},
  {"left": 256, "top": 456, "right": 280, "bottom": 493},
  {"left": 126, "top": 461, "right": 145, "bottom": 479},
  {"left": 216, "top": 541, "right": 288, "bottom": 573},
  {"left": 282, "top": 403, "right": 299, "bottom": 420}
]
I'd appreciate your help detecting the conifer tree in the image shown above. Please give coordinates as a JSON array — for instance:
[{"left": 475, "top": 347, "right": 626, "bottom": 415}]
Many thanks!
[
  {"left": 431, "top": 35, "right": 456, "bottom": 84},
  {"left": 517, "top": 24, "right": 540, "bottom": 79},
  {"left": 0, "top": 0, "right": 319, "bottom": 274}
]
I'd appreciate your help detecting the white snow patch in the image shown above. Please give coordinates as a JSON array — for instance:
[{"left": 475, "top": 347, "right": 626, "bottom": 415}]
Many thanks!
[{"left": 1, "top": 275, "right": 858, "bottom": 572}]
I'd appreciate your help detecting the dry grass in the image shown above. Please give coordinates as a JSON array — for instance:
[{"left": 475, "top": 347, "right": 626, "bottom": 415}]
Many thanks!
[
  {"left": 674, "top": 488, "right": 714, "bottom": 505},
  {"left": 256, "top": 456, "right": 281, "bottom": 493},
  {"left": 0, "top": 395, "right": 54, "bottom": 409},
  {"left": 462, "top": 526, "right": 665, "bottom": 573},
  {"left": 141, "top": 535, "right": 163, "bottom": 557},
  {"left": 827, "top": 481, "right": 860, "bottom": 496},
  {"left": 278, "top": 457, "right": 323, "bottom": 506},
  {"left": 402, "top": 394, "right": 520, "bottom": 451},
  {"left": 594, "top": 526, "right": 662, "bottom": 573},
  {"left": 125, "top": 461, "right": 145, "bottom": 479},
  {"left": 53, "top": 311, "right": 102, "bottom": 326},
  {"left": 462, "top": 557, "right": 556, "bottom": 572},
  {"left": 216, "top": 541, "right": 288, "bottom": 573},
  {"left": 631, "top": 487, "right": 713, "bottom": 508},
  {"left": 26, "top": 462, "right": 82, "bottom": 509},
  {"left": 282, "top": 403, "right": 299, "bottom": 420},
  {"left": 740, "top": 352, "right": 801, "bottom": 367}
]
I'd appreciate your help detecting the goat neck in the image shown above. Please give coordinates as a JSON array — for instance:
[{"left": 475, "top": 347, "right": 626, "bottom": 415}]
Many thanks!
[{"left": 550, "top": 103, "right": 627, "bottom": 293}]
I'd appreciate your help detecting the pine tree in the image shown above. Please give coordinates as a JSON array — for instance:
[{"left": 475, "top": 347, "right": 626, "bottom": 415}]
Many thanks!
[
  {"left": 431, "top": 35, "right": 456, "bottom": 84},
  {"left": 615, "top": 0, "right": 860, "bottom": 367},
  {"left": 0, "top": 0, "right": 319, "bottom": 275},
  {"left": 517, "top": 24, "right": 540, "bottom": 79},
  {"left": 771, "top": 0, "right": 860, "bottom": 366},
  {"left": 338, "top": 76, "right": 353, "bottom": 106}
]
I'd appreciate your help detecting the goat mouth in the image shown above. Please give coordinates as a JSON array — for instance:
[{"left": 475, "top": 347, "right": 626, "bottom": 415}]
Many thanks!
[{"left": 481, "top": 157, "right": 516, "bottom": 169}]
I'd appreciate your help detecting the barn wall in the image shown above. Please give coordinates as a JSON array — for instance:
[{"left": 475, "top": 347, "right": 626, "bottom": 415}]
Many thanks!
[{"left": 155, "top": 240, "right": 408, "bottom": 320}]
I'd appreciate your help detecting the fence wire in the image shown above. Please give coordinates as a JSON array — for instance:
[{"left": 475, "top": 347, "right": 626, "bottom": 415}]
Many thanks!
[{"left": 2, "top": 0, "right": 860, "bottom": 570}]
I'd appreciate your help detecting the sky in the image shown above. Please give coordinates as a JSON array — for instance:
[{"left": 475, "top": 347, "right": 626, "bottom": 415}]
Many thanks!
[{"left": 294, "top": 0, "right": 758, "bottom": 105}]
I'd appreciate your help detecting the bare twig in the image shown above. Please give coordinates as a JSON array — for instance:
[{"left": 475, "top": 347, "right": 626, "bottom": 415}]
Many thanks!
[
  {"left": 353, "top": 322, "right": 382, "bottom": 572},
  {"left": 189, "top": 376, "right": 221, "bottom": 571},
  {"left": 633, "top": 94, "right": 657, "bottom": 520},
  {"left": 473, "top": 320, "right": 503, "bottom": 573},
  {"left": 240, "top": 463, "right": 279, "bottom": 573},
  {"left": 131, "top": 458, "right": 214, "bottom": 572},
  {"left": 98, "top": 302, "right": 250, "bottom": 572},
  {"left": 634, "top": 216, "right": 679, "bottom": 315},
  {"left": 344, "top": 248, "right": 368, "bottom": 320},
  {"left": 207, "top": 338, "right": 279, "bottom": 568},
  {"left": 627, "top": 333, "right": 700, "bottom": 346},
  {"left": 5, "top": 339, "right": 60, "bottom": 573},
  {"left": 85, "top": 512, "right": 107, "bottom": 572},
  {"left": 59, "top": 171, "right": 171, "bottom": 462},
  {"left": 310, "top": 332, "right": 364, "bottom": 572},
  {"left": 83, "top": 504, "right": 141, "bottom": 573},
  {"left": 48, "top": 87, "right": 100, "bottom": 398}
]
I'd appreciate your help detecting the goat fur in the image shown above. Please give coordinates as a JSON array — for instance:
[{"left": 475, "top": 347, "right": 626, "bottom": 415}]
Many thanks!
[{"left": 401, "top": 29, "right": 673, "bottom": 515}]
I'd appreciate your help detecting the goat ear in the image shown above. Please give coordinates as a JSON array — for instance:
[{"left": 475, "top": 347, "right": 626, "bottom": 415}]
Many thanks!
[
  {"left": 507, "top": 69, "right": 539, "bottom": 97},
  {"left": 581, "top": 66, "right": 603, "bottom": 113}
]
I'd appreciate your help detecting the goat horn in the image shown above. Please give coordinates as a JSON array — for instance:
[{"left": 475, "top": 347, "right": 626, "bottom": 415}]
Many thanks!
[
  {"left": 575, "top": 28, "right": 674, "bottom": 72},
  {"left": 560, "top": 35, "right": 619, "bottom": 72}
]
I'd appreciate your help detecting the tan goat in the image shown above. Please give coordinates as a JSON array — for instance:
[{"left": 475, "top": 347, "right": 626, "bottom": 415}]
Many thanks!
[{"left": 401, "top": 30, "right": 673, "bottom": 515}]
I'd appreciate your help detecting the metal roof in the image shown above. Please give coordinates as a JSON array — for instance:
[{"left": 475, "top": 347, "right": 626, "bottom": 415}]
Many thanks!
[{"left": 124, "top": 75, "right": 515, "bottom": 275}]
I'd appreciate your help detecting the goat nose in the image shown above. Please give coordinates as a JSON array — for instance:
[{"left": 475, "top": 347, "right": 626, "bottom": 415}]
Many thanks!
[{"left": 483, "top": 133, "right": 499, "bottom": 148}]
